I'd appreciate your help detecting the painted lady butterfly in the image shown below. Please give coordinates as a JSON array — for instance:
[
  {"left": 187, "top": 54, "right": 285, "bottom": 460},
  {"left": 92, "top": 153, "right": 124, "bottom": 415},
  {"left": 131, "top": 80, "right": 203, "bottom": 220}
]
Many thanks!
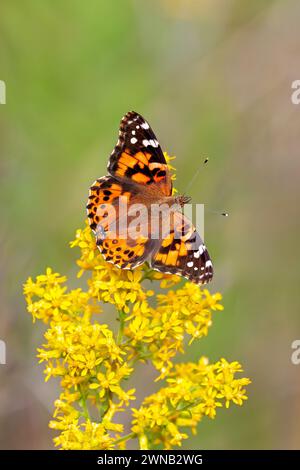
[{"left": 87, "top": 111, "right": 213, "bottom": 284}]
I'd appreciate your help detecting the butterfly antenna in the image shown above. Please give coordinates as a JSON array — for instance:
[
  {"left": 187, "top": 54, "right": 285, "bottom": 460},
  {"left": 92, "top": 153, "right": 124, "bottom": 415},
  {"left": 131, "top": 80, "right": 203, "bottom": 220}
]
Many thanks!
[
  {"left": 207, "top": 209, "right": 229, "bottom": 217},
  {"left": 183, "top": 158, "right": 228, "bottom": 217},
  {"left": 184, "top": 158, "right": 209, "bottom": 194}
]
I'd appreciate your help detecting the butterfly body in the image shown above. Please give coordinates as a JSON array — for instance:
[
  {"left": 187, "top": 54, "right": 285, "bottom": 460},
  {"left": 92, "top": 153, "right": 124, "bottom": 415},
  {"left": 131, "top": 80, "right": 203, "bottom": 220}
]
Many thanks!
[{"left": 87, "top": 111, "right": 213, "bottom": 284}]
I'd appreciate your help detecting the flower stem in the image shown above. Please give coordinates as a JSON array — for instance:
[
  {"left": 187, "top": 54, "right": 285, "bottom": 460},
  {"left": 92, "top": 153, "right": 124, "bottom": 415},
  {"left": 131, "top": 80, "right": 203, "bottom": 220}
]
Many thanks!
[
  {"left": 117, "top": 309, "right": 126, "bottom": 344},
  {"left": 79, "top": 385, "right": 90, "bottom": 420},
  {"left": 101, "top": 390, "right": 113, "bottom": 418},
  {"left": 114, "top": 432, "right": 136, "bottom": 445}
]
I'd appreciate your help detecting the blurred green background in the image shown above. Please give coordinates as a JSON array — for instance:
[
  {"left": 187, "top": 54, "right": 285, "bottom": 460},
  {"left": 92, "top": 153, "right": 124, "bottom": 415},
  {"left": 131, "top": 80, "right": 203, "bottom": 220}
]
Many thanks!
[{"left": 1, "top": 0, "right": 300, "bottom": 449}]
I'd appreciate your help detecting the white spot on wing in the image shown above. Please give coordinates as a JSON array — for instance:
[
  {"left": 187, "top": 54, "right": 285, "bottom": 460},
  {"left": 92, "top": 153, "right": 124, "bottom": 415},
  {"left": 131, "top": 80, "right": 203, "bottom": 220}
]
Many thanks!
[
  {"left": 187, "top": 261, "right": 193, "bottom": 267},
  {"left": 141, "top": 121, "right": 149, "bottom": 129},
  {"left": 131, "top": 137, "right": 137, "bottom": 144},
  {"left": 143, "top": 139, "right": 159, "bottom": 148},
  {"left": 194, "top": 244, "right": 205, "bottom": 258}
]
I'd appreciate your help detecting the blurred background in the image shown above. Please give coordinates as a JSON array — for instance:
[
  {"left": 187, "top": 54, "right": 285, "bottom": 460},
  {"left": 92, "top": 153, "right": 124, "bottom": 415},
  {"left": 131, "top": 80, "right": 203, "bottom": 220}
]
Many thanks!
[{"left": 1, "top": 0, "right": 300, "bottom": 449}]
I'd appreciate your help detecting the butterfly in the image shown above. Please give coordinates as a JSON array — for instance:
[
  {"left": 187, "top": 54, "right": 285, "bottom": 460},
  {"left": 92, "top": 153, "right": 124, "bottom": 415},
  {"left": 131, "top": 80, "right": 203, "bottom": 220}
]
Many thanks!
[{"left": 87, "top": 111, "right": 213, "bottom": 285}]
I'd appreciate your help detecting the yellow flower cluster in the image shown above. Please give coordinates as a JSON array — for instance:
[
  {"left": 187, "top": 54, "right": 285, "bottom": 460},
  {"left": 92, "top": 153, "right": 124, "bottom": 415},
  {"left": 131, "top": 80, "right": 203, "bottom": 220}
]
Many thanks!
[
  {"left": 23, "top": 155, "right": 250, "bottom": 450},
  {"left": 132, "top": 358, "right": 250, "bottom": 449}
]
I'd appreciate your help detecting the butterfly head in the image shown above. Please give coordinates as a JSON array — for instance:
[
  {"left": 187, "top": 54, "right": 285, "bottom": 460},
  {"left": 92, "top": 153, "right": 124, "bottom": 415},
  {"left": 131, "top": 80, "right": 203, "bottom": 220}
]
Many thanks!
[{"left": 175, "top": 194, "right": 192, "bottom": 207}]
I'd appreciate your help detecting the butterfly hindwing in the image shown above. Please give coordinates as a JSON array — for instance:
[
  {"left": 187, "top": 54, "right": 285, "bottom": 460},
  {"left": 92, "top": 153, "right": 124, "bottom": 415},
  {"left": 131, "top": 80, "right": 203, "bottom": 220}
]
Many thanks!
[
  {"left": 151, "top": 212, "right": 213, "bottom": 285},
  {"left": 108, "top": 111, "right": 172, "bottom": 196}
]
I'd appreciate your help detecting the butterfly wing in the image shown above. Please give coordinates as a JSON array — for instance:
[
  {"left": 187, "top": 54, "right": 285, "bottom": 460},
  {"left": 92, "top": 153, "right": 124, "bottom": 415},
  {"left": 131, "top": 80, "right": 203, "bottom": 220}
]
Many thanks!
[
  {"left": 87, "top": 176, "right": 156, "bottom": 269},
  {"left": 150, "top": 211, "right": 213, "bottom": 285},
  {"left": 108, "top": 111, "right": 172, "bottom": 196}
]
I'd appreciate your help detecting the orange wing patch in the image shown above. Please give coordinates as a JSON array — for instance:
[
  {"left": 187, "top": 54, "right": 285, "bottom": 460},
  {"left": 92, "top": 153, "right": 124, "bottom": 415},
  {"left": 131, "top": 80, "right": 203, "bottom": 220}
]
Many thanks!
[{"left": 87, "top": 176, "right": 125, "bottom": 232}]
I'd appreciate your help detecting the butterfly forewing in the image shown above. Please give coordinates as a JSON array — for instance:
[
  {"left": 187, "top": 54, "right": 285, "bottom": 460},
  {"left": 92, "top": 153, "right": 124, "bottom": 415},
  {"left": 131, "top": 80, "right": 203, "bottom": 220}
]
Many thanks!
[{"left": 108, "top": 111, "right": 172, "bottom": 196}]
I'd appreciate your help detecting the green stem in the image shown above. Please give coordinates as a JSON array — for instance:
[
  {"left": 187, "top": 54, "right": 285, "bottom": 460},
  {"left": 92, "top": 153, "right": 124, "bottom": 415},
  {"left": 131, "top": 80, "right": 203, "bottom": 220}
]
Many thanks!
[
  {"left": 169, "top": 398, "right": 202, "bottom": 421},
  {"left": 114, "top": 432, "right": 136, "bottom": 445},
  {"left": 101, "top": 390, "right": 113, "bottom": 418},
  {"left": 79, "top": 385, "right": 90, "bottom": 420},
  {"left": 117, "top": 309, "right": 126, "bottom": 344}
]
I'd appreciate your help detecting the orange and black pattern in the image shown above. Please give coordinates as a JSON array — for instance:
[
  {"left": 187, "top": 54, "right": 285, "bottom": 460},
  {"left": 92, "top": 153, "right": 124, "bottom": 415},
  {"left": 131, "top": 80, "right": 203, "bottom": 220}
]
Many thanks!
[
  {"left": 108, "top": 111, "right": 172, "bottom": 196},
  {"left": 151, "top": 212, "right": 213, "bottom": 284}
]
